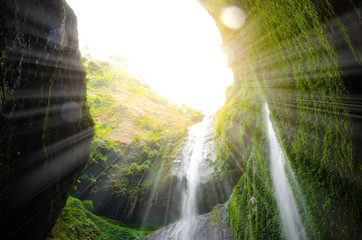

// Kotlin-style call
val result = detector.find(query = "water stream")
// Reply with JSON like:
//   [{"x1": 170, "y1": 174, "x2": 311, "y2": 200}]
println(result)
[
  {"x1": 149, "y1": 106, "x2": 307, "y2": 239},
  {"x1": 265, "y1": 103, "x2": 307, "y2": 240},
  {"x1": 179, "y1": 115, "x2": 213, "y2": 239},
  {"x1": 147, "y1": 116, "x2": 216, "y2": 240}
]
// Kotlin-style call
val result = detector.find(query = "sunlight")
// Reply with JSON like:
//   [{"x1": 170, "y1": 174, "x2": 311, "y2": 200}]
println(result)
[{"x1": 66, "y1": 0, "x2": 233, "y2": 114}]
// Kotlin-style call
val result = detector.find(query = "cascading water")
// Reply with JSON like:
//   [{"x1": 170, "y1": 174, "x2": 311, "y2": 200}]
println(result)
[
  {"x1": 147, "y1": 116, "x2": 216, "y2": 240},
  {"x1": 178, "y1": 115, "x2": 213, "y2": 240},
  {"x1": 265, "y1": 103, "x2": 307, "y2": 240}
]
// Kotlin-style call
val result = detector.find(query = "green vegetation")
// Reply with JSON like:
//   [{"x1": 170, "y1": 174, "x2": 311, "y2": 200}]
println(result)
[
  {"x1": 83, "y1": 55, "x2": 203, "y2": 143},
  {"x1": 48, "y1": 197, "x2": 149, "y2": 240},
  {"x1": 49, "y1": 1, "x2": 361, "y2": 239},
  {"x1": 211, "y1": 204, "x2": 223, "y2": 230},
  {"x1": 213, "y1": 85, "x2": 281, "y2": 239},
  {"x1": 78, "y1": 56, "x2": 203, "y2": 227},
  {"x1": 51, "y1": 54, "x2": 204, "y2": 237},
  {"x1": 203, "y1": 0, "x2": 361, "y2": 239}
]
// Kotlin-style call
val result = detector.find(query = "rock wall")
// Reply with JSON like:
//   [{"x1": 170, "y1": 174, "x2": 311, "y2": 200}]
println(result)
[
  {"x1": 0, "y1": 0, "x2": 93, "y2": 239},
  {"x1": 146, "y1": 204, "x2": 232, "y2": 240},
  {"x1": 202, "y1": 0, "x2": 361, "y2": 239}
]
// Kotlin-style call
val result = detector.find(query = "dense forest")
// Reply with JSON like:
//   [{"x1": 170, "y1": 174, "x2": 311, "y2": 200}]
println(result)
[{"x1": 1, "y1": 0, "x2": 361, "y2": 239}]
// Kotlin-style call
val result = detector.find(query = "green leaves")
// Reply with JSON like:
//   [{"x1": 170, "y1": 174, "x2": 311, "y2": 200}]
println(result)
[
  {"x1": 73, "y1": 55, "x2": 203, "y2": 227},
  {"x1": 126, "y1": 161, "x2": 151, "y2": 177},
  {"x1": 49, "y1": 197, "x2": 149, "y2": 240}
]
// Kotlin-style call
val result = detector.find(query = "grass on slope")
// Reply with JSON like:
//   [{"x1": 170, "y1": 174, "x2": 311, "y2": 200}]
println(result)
[
  {"x1": 48, "y1": 196, "x2": 150, "y2": 240},
  {"x1": 84, "y1": 55, "x2": 203, "y2": 144},
  {"x1": 69, "y1": 56, "x2": 204, "y2": 228}
]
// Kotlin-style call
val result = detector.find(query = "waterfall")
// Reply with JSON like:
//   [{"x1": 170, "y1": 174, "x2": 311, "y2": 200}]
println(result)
[
  {"x1": 178, "y1": 115, "x2": 213, "y2": 239},
  {"x1": 265, "y1": 104, "x2": 307, "y2": 240},
  {"x1": 147, "y1": 116, "x2": 216, "y2": 240}
]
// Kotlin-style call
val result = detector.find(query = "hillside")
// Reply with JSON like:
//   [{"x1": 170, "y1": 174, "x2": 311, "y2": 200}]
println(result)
[
  {"x1": 47, "y1": 55, "x2": 205, "y2": 239},
  {"x1": 84, "y1": 56, "x2": 203, "y2": 144}
]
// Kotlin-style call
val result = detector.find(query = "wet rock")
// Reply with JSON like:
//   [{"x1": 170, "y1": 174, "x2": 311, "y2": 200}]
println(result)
[
  {"x1": 145, "y1": 204, "x2": 232, "y2": 240},
  {"x1": 1, "y1": 0, "x2": 93, "y2": 239}
]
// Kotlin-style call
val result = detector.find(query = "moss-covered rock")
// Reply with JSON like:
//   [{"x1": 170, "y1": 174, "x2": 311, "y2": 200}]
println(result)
[
  {"x1": 1, "y1": 0, "x2": 93, "y2": 238},
  {"x1": 203, "y1": 0, "x2": 362, "y2": 239},
  {"x1": 48, "y1": 197, "x2": 149, "y2": 240}
]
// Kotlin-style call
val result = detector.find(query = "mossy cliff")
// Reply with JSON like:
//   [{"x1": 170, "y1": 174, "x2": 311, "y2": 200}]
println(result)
[
  {"x1": 1, "y1": 0, "x2": 93, "y2": 239},
  {"x1": 202, "y1": 0, "x2": 361, "y2": 239}
]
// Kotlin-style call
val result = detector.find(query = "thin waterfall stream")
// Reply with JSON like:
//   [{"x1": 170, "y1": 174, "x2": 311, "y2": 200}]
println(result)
[{"x1": 265, "y1": 103, "x2": 307, "y2": 240}]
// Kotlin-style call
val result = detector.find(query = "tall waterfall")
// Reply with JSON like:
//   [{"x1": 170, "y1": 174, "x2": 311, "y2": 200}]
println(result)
[
  {"x1": 147, "y1": 116, "x2": 216, "y2": 240},
  {"x1": 178, "y1": 115, "x2": 213, "y2": 239},
  {"x1": 265, "y1": 104, "x2": 307, "y2": 240}
]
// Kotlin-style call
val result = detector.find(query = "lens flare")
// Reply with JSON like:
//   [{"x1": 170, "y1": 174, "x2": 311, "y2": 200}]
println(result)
[
  {"x1": 220, "y1": 6, "x2": 246, "y2": 30},
  {"x1": 61, "y1": 101, "x2": 81, "y2": 123}
]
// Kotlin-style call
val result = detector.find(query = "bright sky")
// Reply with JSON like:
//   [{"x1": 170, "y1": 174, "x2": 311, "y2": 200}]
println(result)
[{"x1": 66, "y1": 0, "x2": 234, "y2": 114}]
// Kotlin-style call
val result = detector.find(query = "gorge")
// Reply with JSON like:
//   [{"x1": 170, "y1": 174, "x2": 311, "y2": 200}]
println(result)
[{"x1": 1, "y1": 0, "x2": 361, "y2": 240}]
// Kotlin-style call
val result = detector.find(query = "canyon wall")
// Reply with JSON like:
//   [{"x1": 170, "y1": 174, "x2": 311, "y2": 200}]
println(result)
[{"x1": 1, "y1": 0, "x2": 93, "y2": 238}]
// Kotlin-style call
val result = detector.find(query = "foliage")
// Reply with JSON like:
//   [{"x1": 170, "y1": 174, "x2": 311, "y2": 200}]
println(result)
[
  {"x1": 70, "y1": 55, "x2": 203, "y2": 229},
  {"x1": 82, "y1": 55, "x2": 203, "y2": 137},
  {"x1": 213, "y1": 85, "x2": 282, "y2": 239},
  {"x1": 48, "y1": 197, "x2": 149, "y2": 240},
  {"x1": 82, "y1": 200, "x2": 94, "y2": 212},
  {"x1": 205, "y1": 0, "x2": 362, "y2": 239},
  {"x1": 100, "y1": 118, "x2": 185, "y2": 226}
]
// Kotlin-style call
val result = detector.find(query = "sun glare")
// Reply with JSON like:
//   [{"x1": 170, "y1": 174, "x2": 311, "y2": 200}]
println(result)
[{"x1": 66, "y1": 0, "x2": 233, "y2": 114}]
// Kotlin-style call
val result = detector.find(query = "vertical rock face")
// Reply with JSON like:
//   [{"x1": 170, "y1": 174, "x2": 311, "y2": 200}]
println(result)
[
  {"x1": 203, "y1": 0, "x2": 361, "y2": 239},
  {"x1": 0, "y1": 0, "x2": 94, "y2": 239}
]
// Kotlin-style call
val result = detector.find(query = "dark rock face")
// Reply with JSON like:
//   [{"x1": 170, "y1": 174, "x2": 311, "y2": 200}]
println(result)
[{"x1": 0, "y1": 0, "x2": 93, "y2": 239}]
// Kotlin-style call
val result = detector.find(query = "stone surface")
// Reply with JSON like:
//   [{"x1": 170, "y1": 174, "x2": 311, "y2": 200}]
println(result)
[
  {"x1": 0, "y1": 0, "x2": 93, "y2": 239},
  {"x1": 145, "y1": 204, "x2": 232, "y2": 240}
]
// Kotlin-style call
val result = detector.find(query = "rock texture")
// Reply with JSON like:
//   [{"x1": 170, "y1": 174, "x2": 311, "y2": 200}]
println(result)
[
  {"x1": 145, "y1": 204, "x2": 232, "y2": 240},
  {"x1": 202, "y1": 0, "x2": 362, "y2": 239},
  {"x1": 0, "y1": 0, "x2": 93, "y2": 239}
]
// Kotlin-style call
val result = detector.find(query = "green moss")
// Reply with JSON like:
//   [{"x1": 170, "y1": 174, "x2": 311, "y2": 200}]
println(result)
[
  {"x1": 48, "y1": 197, "x2": 149, "y2": 240},
  {"x1": 83, "y1": 200, "x2": 94, "y2": 212},
  {"x1": 205, "y1": 0, "x2": 361, "y2": 239},
  {"x1": 211, "y1": 204, "x2": 223, "y2": 230},
  {"x1": 211, "y1": 79, "x2": 282, "y2": 239}
]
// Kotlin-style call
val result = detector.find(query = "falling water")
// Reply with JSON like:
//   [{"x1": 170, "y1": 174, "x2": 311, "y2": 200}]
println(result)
[
  {"x1": 147, "y1": 116, "x2": 215, "y2": 240},
  {"x1": 178, "y1": 115, "x2": 213, "y2": 240},
  {"x1": 265, "y1": 104, "x2": 307, "y2": 240}
]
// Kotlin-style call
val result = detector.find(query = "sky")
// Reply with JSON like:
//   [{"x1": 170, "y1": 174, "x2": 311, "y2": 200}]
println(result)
[{"x1": 66, "y1": 0, "x2": 235, "y2": 114}]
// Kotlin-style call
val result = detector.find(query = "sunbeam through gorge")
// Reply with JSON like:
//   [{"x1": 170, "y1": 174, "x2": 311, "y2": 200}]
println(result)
[{"x1": 67, "y1": 0, "x2": 234, "y2": 114}]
